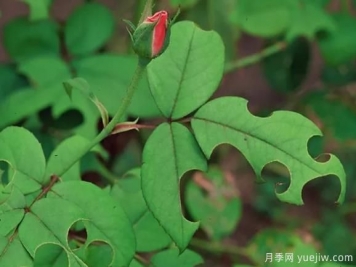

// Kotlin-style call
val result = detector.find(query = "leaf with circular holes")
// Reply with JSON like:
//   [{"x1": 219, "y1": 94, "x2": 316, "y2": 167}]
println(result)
[
  {"x1": 0, "y1": 127, "x2": 46, "y2": 194},
  {"x1": 18, "y1": 198, "x2": 88, "y2": 266},
  {"x1": 49, "y1": 181, "x2": 135, "y2": 267},
  {"x1": 147, "y1": 21, "x2": 224, "y2": 119},
  {"x1": 191, "y1": 97, "x2": 346, "y2": 205},
  {"x1": 142, "y1": 122, "x2": 207, "y2": 251}
]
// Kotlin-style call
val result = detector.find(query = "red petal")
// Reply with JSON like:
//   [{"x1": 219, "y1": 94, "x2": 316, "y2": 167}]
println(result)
[
  {"x1": 145, "y1": 10, "x2": 167, "y2": 23},
  {"x1": 151, "y1": 11, "x2": 168, "y2": 56}
]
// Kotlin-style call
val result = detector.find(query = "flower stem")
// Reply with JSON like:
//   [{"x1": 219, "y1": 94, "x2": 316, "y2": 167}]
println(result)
[
  {"x1": 57, "y1": 61, "x2": 147, "y2": 177},
  {"x1": 224, "y1": 41, "x2": 287, "y2": 73}
]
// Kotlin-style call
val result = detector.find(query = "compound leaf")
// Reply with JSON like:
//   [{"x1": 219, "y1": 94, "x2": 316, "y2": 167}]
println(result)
[{"x1": 191, "y1": 97, "x2": 346, "y2": 204}]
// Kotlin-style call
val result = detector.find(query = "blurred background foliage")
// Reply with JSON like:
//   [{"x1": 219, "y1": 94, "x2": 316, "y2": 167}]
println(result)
[{"x1": 0, "y1": 0, "x2": 356, "y2": 266}]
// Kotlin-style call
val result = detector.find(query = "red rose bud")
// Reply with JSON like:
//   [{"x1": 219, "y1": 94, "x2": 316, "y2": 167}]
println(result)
[{"x1": 132, "y1": 11, "x2": 169, "y2": 59}]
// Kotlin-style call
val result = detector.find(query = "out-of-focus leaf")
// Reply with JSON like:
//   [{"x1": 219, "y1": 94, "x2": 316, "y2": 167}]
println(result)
[
  {"x1": 63, "y1": 78, "x2": 109, "y2": 126},
  {"x1": 185, "y1": 0, "x2": 239, "y2": 59},
  {"x1": 65, "y1": 3, "x2": 115, "y2": 56},
  {"x1": 322, "y1": 60, "x2": 356, "y2": 86},
  {"x1": 22, "y1": 0, "x2": 53, "y2": 21},
  {"x1": 3, "y1": 17, "x2": 59, "y2": 61},
  {"x1": 19, "y1": 56, "x2": 71, "y2": 88},
  {"x1": 319, "y1": 14, "x2": 356, "y2": 66},
  {"x1": 0, "y1": 64, "x2": 28, "y2": 98},
  {"x1": 231, "y1": 0, "x2": 291, "y2": 37},
  {"x1": 169, "y1": 0, "x2": 199, "y2": 8},
  {"x1": 304, "y1": 91, "x2": 356, "y2": 140},
  {"x1": 262, "y1": 38, "x2": 310, "y2": 93},
  {"x1": 286, "y1": 1, "x2": 335, "y2": 41},
  {"x1": 0, "y1": 86, "x2": 63, "y2": 129},
  {"x1": 185, "y1": 167, "x2": 242, "y2": 240}
]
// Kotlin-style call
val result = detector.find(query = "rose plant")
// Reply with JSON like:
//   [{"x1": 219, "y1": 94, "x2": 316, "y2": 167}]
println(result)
[{"x1": 0, "y1": 0, "x2": 351, "y2": 267}]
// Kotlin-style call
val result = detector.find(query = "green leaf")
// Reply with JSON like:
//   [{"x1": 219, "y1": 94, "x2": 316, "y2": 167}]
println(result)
[
  {"x1": 231, "y1": 0, "x2": 291, "y2": 37},
  {"x1": 74, "y1": 54, "x2": 160, "y2": 117},
  {"x1": 111, "y1": 169, "x2": 171, "y2": 252},
  {"x1": 142, "y1": 122, "x2": 207, "y2": 250},
  {"x1": 22, "y1": 0, "x2": 53, "y2": 21},
  {"x1": 322, "y1": 60, "x2": 356, "y2": 86},
  {"x1": 304, "y1": 92, "x2": 356, "y2": 141},
  {"x1": 319, "y1": 14, "x2": 356, "y2": 66},
  {"x1": 82, "y1": 244, "x2": 113, "y2": 267},
  {"x1": 0, "y1": 209, "x2": 24, "y2": 236},
  {"x1": 0, "y1": 127, "x2": 46, "y2": 194},
  {"x1": 262, "y1": 38, "x2": 310, "y2": 93},
  {"x1": 185, "y1": 0, "x2": 240, "y2": 60},
  {"x1": 19, "y1": 56, "x2": 71, "y2": 88},
  {"x1": 58, "y1": 55, "x2": 160, "y2": 138},
  {"x1": 0, "y1": 186, "x2": 26, "y2": 213},
  {"x1": 63, "y1": 78, "x2": 109, "y2": 126},
  {"x1": 0, "y1": 86, "x2": 63, "y2": 129},
  {"x1": 18, "y1": 198, "x2": 87, "y2": 266},
  {"x1": 130, "y1": 259, "x2": 144, "y2": 267},
  {"x1": 286, "y1": 1, "x2": 336, "y2": 41},
  {"x1": 0, "y1": 236, "x2": 33, "y2": 267},
  {"x1": 150, "y1": 249, "x2": 203, "y2": 267},
  {"x1": 252, "y1": 230, "x2": 352, "y2": 267},
  {"x1": 191, "y1": 97, "x2": 346, "y2": 204},
  {"x1": 0, "y1": 64, "x2": 28, "y2": 98},
  {"x1": 3, "y1": 17, "x2": 60, "y2": 61},
  {"x1": 44, "y1": 135, "x2": 91, "y2": 181},
  {"x1": 65, "y1": 3, "x2": 115, "y2": 56},
  {"x1": 53, "y1": 88, "x2": 99, "y2": 138},
  {"x1": 169, "y1": 0, "x2": 199, "y2": 8},
  {"x1": 185, "y1": 166, "x2": 242, "y2": 240},
  {"x1": 49, "y1": 181, "x2": 136, "y2": 267},
  {"x1": 33, "y1": 243, "x2": 69, "y2": 267},
  {"x1": 147, "y1": 21, "x2": 224, "y2": 119}
]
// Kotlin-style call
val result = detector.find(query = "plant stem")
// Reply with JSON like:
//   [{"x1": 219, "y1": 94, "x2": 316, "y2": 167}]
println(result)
[
  {"x1": 224, "y1": 41, "x2": 287, "y2": 73},
  {"x1": 190, "y1": 238, "x2": 254, "y2": 261},
  {"x1": 57, "y1": 62, "x2": 147, "y2": 177}
]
